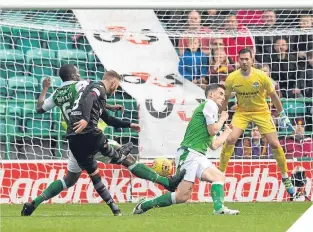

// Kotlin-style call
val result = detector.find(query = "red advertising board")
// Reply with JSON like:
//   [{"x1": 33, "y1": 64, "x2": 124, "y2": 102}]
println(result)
[{"x1": 1, "y1": 161, "x2": 312, "y2": 203}]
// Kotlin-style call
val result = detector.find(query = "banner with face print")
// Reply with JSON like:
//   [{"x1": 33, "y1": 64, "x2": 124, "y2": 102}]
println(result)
[{"x1": 74, "y1": 10, "x2": 213, "y2": 158}]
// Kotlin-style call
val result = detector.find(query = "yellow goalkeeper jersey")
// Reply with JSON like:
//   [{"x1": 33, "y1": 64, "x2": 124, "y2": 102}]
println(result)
[{"x1": 225, "y1": 68, "x2": 275, "y2": 113}]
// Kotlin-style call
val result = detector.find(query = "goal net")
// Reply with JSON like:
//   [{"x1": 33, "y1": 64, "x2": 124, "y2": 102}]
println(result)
[{"x1": 0, "y1": 9, "x2": 312, "y2": 204}]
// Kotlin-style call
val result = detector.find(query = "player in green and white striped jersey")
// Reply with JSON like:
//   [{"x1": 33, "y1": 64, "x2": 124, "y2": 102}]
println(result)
[{"x1": 133, "y1": 83, "x2": 239, "y2": 215}]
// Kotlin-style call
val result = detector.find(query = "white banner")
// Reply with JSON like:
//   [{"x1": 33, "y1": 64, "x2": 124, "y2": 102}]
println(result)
[{"x1": 74, "y1": 10, "x2": 220, "y2": 158}]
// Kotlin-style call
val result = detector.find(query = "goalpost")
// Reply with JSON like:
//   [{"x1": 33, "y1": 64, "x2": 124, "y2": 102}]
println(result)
[{"x1": 0, "y1": 4, "x2": 312, "y2": 205}]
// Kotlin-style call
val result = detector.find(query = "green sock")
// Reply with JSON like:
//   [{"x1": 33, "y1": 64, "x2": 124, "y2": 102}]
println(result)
[
  {"x1": 33, "y1": 180, "x2": 64, "y2": 208},
  {"x1": 211, "y1": 182, "x2": 225, "y2": 211},
  {"x1": 129, "y1": 163, "x2": 169, "y2": 188},
  {"x1": 141, "y1": 192, "x2": 174, "y2": 211}
]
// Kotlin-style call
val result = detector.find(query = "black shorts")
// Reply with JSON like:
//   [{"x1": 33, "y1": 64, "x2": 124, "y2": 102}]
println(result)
[{"x1": 67, "y1": 132, "x2": 108, "y2": 174}]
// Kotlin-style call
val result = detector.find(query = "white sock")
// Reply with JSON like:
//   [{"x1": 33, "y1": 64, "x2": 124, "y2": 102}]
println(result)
[
  {"x1": 171, "y1": 192, "x2": 177, "y2": 204},
  {"x1": 282, "y1": 173, "x2": 288, "y2": 179},
  {"x1": 127, "y1": 162, "x2": 138, "y2": 171}
]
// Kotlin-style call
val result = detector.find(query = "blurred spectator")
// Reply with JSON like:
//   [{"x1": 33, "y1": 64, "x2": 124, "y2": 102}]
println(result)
[
  {"x1": 211, "y1": 38, "x2": 225, "y2": 51},
  {"x1": 236, "y1": 10, "x2": 264, "y2": 27},
  {"x1": 178, "y1": 38, "x2": 208, "y2": 83},
  {"x1": 178, "y1": 10, "x2": 212, "y2": 56},
  {"x1": 255, "y1": 10, "x2": 277, "y2": 63},
  {"x1": 298, "y1": 51, "x2": 313, "y2": 131},
  {"x1": 261, "y1": 64, "x2": 282, "y2": 97},
  {"x1": 235, "y1": 126, "x2": 273, "y2": 159},
  {"x1": 297, "y1": 51, "x2": 313, "y2": 99},
  {"x1": 267, "y1": 37, "x2": 298, "y2": 98},
  {"x1": 207, "y1": 48, "x2": 235, "y2": 84},
  {"x1": 290, "y1": 15, "x2": 313, "y2": 61},
  {"x1": 221, "y1": 14, "x2": 255, "y2": 63},
  {"x1": 201, "y1": 10, "x2": 232, "y2": 30},
  {"x1": 280, "y1": 120, "x2": 313, "y2": 159}
]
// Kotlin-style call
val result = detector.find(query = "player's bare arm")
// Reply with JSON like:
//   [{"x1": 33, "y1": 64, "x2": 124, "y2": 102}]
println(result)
[
  {"x1": 210, "y1": 124, "x2": 232, "y2": 150},
  {"x1": 269, "y1": 90, "x2": 284, "y2": 113},
  {"x1": 36, "y1": 77, "x2": 51, "y2": 113},
  {"x1": 207, "y1": 111, "x2": 229, "y2": 136}
]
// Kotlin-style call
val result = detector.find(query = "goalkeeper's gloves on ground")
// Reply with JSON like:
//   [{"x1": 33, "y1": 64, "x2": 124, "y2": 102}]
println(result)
[{"x1": 279, "y1": 111, "x2": 295, "y2": 132}]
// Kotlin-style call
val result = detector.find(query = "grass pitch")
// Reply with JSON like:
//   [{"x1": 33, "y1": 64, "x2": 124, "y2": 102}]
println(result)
[{"x1": 1, "y1": 202, "x2": 310, "y2": 232}]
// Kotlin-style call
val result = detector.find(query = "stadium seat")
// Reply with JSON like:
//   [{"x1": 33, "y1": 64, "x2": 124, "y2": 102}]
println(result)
[
  {"x1": 283, "y1": 101, "x2": 306, "y2": 116},
  {"x1": 14, "y1": 27, "x2": 43, "y2": 53},
  {"x1": 24, "y1": 103, "x2": 53, "y2": 135},
  {"x1": 80, "y1": 75, "x2": 99, "y2": 81},
  {"x1": 75, "y1": 35, "x2": 92, "y2": 52},
  {"x1": 57, "y1": 49, "x2": 88, "y2": 76},
  {"x1": 6, "y1": 103, "x2": 23, "y2": 134},
  {"x1": 8, "y1": 76, "x2": 38, "y2": 100},
  {"x1": 44, "y1": 22, "x2": 76, "y2": 50},
  {"x1": 0, "y1": 104, "x2": 6, "y2": 137},
  {"x1": 26, "y1": 48, "x2": 56, "y2": 80},
  {"x1": 0, "y1": 78, "x2": 7, "y2": 97},
  {"x1": 40, "y1": 76, "x2": 62, "y2": 95},
  {"x1": 0, "y1": 25, "x2": 14, "y2": 49},
  {"x1": 88, "y1": 52, "x2": 106, "y2": 78},
  {"x1": 0, "y1": 49, "x2": 25, "y2": 79}
]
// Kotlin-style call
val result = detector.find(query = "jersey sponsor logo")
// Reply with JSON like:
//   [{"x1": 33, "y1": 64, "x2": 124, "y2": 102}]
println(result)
[
  {"x1": 71, "y1": 111, "x2": 82, "y2": 116},
  {"x1": 253, "y1": 81, "x2": 260, "y2": 88}
]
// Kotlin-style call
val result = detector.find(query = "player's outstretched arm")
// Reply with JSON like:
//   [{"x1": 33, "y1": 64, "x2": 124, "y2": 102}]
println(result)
[
  {"x1": 207, "y1": 111, "x2": 229, "y2": 136},
  {"x1": 36, "y1": 77, "x2": 53, "y2": 113},
  {"x1": 210, "y1": 124, "x2": 232, "y2": 150},
  {"x1": 105, "y1": 104, "x2": 124, "y2": 112},
  {"x1": 269, "y1": 91, "x2": 294, "y2": 131}
]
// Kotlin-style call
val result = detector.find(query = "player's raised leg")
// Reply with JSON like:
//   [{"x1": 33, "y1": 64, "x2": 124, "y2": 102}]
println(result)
[
  {"x1": 263, "y1": 131, "x2": 295, "y2": 196},
  {"x1": 101, "y1": 142, "x2": 186, "y2": 192},
  {"x1": 219, "y1": 125, "x2": 244, "y2": 173}
]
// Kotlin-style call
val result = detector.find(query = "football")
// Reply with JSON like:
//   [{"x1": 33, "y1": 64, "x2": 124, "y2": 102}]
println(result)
[{"x1": 152, "y1": 157, "x2": 173, "y2": 177}]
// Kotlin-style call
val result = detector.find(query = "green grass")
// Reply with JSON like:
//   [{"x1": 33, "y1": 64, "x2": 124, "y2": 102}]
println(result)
[{"x1": 1, "y1": 202, "x2": 310, "y2": 232}]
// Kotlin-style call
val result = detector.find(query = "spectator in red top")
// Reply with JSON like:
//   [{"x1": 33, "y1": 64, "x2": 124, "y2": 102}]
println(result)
[
  {"x1": 280, "y1": 120, "x2": 313, "y2": 159},
  {"x1": 221, "y1": 14, "x2": 255, "y2": 63},
  {"x1": 178, "y1": 10, "x2": 212, "y2": 56},
  {"x1": 236, "y1": 10, "x2": 264, "y2": 27}
]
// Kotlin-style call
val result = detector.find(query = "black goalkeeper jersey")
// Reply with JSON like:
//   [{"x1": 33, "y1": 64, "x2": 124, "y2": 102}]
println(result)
[{"x1": 67, "y1": 81, "x2": 107, "y2": 135}]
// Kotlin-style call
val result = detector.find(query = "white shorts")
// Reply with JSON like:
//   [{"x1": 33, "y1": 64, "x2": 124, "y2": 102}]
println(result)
[
  {"x1": 67, "y1": 139, "x2": 119, "y2": 173},
  {"x1": 175, "y1": 148, "x2": 213, "y2": 183}
]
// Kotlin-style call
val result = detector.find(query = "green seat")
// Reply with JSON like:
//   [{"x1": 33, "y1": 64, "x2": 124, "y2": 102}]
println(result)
[
  {"x1": 24, "y1": 103, "x2": 53, "y2": 136},
  {"x1": 88, "y1": 52, "x2": 105, "y2": 78},
  {"x1": 8, "y1": 76, "x2": 38, "y2": 100},
  {"x1": 14, "y1": 28, "x2": 43, "y2": 53},
  {"x1": 283, "y1": 101, "x2": 306, "y2": 115},
  {"x1": 6, "y1": 103, "x2": 23, "y2": 134},
  {"x1": 26, "y1": 48, "x2": 56, "y2": 80},
  {"x1": 76, "y1": 35, "x2": 92, "y2": 52},
  {"x1": 0, "y1": 104, "x2": 6, "y2": 137},
  {"x1": 44, "y1": 23, "x2": 75, "y2": 50},
  {"x1": 40, "y1": 76, "x2": 62, "y2": 95},
  {"x1": 0, "y1": 49, "x2": 25, "y2": 79},
  {"x1": 57, "y1": 49, "x2": 88, "y2": 76},
  {"x1": 0, "y1": 78, "x2": 7, "y2": 96},
  {"x1": 0, "y1": 25, "x2": 14, "y2": 49}
]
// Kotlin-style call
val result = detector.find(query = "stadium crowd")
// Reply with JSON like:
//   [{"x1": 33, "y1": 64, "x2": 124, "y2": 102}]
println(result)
[{"x1": 157, "y1": 9, "x2": 313, "y2": 159}]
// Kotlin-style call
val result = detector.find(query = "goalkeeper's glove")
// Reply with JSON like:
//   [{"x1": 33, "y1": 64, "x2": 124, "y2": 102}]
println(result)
[{"x1": 279, "y1": 111, "x2": 295, "y2": 132}]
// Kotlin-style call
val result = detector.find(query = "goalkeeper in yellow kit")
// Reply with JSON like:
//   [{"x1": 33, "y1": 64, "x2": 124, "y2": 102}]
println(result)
[{"x1": 219, "y1": 48, "x2": 296, "y2": 198}]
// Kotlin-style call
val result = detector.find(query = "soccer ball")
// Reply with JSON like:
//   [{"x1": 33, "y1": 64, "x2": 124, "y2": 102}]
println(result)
[{"x1": 152, "y1": 157, "x2": 173, "y2": 177}]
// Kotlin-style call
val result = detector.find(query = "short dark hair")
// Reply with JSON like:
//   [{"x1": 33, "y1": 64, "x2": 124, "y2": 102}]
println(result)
[
  {"x1": 238, "y1": 48, "x2": 253, "y2": 58},
  {"x1": 59, "y1": 64, "x2": 77, "y2": 82},
  {"x1": 103, "y1": 70, "x2": 121, "y2": 80},
  {"x1": 205, "y1": 83, "x2": 225, "y2": 97}
]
